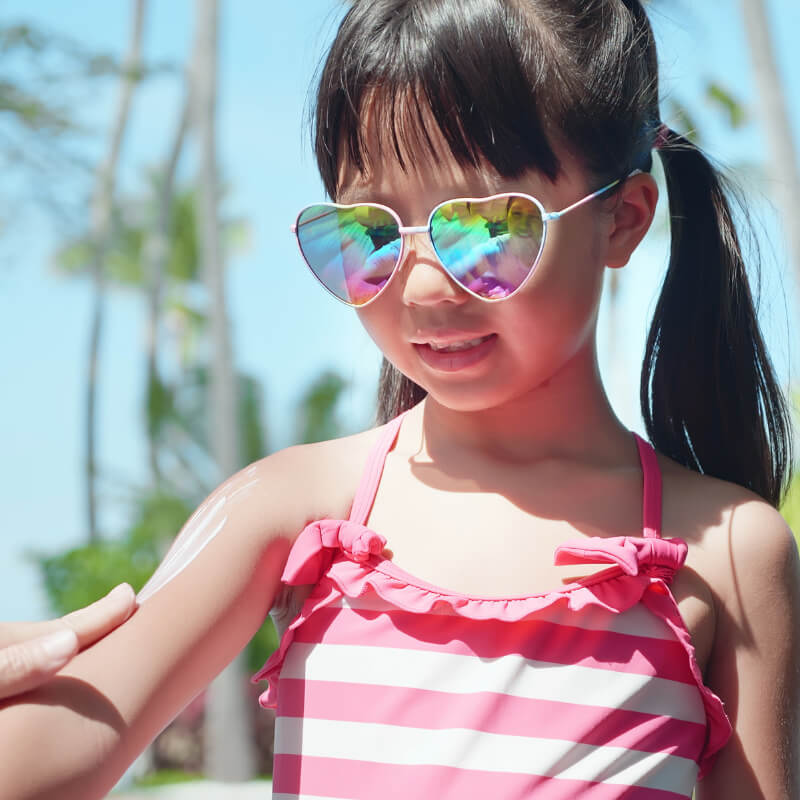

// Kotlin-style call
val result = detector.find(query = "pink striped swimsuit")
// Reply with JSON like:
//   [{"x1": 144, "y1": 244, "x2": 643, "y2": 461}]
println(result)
[{"x1": 254, "y1": 413, "x2": 732, "y2": 799}]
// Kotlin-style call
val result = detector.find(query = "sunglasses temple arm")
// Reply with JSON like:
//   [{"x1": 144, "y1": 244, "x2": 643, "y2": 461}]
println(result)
[
  {"x1": 544, "y1": 179, "x2": 622, "y2": 221},
  {"x1": 544, "y1": 169, "x2": 643, "y2": 221}
]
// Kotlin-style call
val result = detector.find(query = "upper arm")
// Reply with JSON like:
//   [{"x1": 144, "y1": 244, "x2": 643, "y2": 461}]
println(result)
[
  {"x1": 0, "y1": 445, "x2": 318, "y2": 800},
  {"x1": 697, "y1": 499, "x2": 800, "y2": 799}
]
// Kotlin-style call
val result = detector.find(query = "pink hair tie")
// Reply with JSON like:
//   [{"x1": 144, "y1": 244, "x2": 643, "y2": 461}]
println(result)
[{"x1": 653, "y1": 123, "x2": 670, "y2": 150}]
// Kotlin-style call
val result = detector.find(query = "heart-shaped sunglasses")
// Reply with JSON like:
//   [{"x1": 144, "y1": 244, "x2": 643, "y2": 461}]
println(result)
[{"x1": 292, "y1": 176, "x2": 631, "y2": 307}]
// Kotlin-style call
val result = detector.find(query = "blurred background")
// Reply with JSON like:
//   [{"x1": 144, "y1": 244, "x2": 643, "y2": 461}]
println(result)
[{"x1": 0, "y1": 0, "x2": 798, "y2": 792}]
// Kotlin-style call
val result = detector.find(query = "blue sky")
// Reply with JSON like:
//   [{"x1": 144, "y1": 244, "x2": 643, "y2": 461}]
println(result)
[{"x1": 2, "y1": 0, "x2": 799, "y2": 620}]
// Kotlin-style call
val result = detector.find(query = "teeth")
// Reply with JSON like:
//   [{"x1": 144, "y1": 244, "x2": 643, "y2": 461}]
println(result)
[{"x1": 429, "y1": 336, "x2": 488, "y2": 352}]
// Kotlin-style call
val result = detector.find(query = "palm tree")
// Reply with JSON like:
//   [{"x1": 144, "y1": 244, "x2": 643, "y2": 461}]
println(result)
[
  {"x1": 142, "y1": 82, "x2": 192, "y2": 485},
  {"x1": 193, "y1": 0, "x2": 258, "y2": 780},
  {"x1": 85, "y1": 0, "x2": 146, "y2": 542},
  {"x1": 739, "y1": 0, "x2": 800, "y2": 291}
]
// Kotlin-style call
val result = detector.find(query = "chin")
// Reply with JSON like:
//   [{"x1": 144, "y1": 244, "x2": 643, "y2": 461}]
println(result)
[{"x1": 416, "y1": 378, "x2": 520, "y2": 414}]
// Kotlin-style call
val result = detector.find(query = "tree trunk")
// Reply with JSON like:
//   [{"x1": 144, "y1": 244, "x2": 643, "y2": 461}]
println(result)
[
  {"x1": 143, "y1": 85, "x2": 192, "y2": 486},
  {"x1": 86, "y1": 0, "x2": 146, "y2": 542},
  {"x1": 739, "y1": 0, "x2": 800, "y2": 294},
  {"x1": 194, "y1": 0, "x2": 258, "y2": 780}
]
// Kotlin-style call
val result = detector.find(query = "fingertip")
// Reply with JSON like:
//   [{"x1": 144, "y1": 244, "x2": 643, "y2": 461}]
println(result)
[{"x1": 107, "y1": 582, "x2": 136, "y2": 603}]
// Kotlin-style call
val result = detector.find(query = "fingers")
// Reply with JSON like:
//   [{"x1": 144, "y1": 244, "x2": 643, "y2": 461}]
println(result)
[
  {"x1": 0, "y1": 584, "x2": 137, "y2": 651},
  {"x1": 60, "y1": 583, "x2": 137, "y2": 649},
  {"x1": 0, "y1": 628, "x2": 78, "y2": 700},
  {"x1": 0, "y1": 584, "x2": 137, "y2": 700}
]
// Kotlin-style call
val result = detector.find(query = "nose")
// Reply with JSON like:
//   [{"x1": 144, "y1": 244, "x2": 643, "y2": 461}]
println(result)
[{"x1": 399, "y1": 231, "x2": 469, "y2": 307}]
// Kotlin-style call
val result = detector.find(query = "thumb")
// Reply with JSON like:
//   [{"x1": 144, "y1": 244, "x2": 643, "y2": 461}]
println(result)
[{"x1": 0, "y1": 628, "x2": 78, "y2": 701}]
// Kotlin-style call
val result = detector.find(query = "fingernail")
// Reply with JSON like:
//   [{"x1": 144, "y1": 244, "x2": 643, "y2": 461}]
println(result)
[
  {"x1": 106, "y1": 583, "x2": 134, "y2": 602},
  {"x1": 40, "y1": 629, "x2": 78, "y2": 667}
]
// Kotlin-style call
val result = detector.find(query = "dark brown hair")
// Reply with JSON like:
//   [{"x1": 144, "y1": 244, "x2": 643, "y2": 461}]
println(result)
[{"x1": 311, "y1": 0, "x2": 793, "y2": 507}]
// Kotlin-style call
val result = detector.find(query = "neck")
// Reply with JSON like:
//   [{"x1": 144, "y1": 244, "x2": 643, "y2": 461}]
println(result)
[{"x1": 412, "y1": 337, "x2": 636, "y2": 470}]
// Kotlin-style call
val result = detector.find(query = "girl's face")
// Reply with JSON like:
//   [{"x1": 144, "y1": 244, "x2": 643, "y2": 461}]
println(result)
[{"x1": 338, "y1": 142, "x2": 615, "y2": 414}]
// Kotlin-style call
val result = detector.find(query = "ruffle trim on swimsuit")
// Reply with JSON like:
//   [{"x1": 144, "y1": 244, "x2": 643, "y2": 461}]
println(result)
[{"x1": 252, "y1": 517, "x2": 732, "y2": 777}]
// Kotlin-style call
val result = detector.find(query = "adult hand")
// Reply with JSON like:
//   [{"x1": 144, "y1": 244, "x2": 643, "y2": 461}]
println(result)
[{"x1": 0, "y1": 583, "x2": 136, "y2": 700}]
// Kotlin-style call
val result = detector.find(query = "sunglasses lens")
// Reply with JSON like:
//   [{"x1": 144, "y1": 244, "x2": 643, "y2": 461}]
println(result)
[
  {"x1": 296, "y1": 204, "x2": 401, "y2": 306},
  {"x1": 431, "y1": 195, "x2": 544, "y2": 299}
]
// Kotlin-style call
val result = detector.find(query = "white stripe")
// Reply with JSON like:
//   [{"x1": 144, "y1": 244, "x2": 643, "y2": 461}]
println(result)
[
  {"x1": 281, "y1": 642, "x2": 706, "y2": 724},
  {"x1": 334, "y1": 593, "x2": 676, "y2": 640},
  {"x1": 274, "y1": 717, "x2": 699, "y2": 795}
]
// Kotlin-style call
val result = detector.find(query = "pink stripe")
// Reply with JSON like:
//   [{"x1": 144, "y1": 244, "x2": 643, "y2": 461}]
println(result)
[
  {"x1": 293, "y1": 604, "x2": 695, "y2": 684},
  {"x1": 277, "y1": 679, "x2": 705, "y2": 760},
  {"x1": 272, "y1": 754, "x2": 691, "y2": 800}
]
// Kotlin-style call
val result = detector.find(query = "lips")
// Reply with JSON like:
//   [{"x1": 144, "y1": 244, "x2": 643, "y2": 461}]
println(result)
[{"x1": 413, "y1": 333, "x2": 498, "y2": 372}]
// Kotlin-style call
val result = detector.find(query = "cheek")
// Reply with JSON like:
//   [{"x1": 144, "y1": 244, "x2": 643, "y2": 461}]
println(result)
[
  {"x1": 499, "y1": 226, "x2": 606, "y2": 353},
  {"x1": 355, "y1": 300, "x2": 405, "y2": 364},
  {"x1": 530, "y1": 217, "x2": 606, "y2": 307}
]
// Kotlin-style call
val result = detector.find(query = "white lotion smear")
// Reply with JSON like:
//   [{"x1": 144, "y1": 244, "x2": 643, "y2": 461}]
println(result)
[{"x1": 136, "y1": 466, "x2": 262, "y2": 604}]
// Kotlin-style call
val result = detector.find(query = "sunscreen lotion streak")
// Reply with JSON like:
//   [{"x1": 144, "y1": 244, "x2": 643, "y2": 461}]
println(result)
[{"x1": 136, "y1": 467, "x2": 261, "y2": 603}]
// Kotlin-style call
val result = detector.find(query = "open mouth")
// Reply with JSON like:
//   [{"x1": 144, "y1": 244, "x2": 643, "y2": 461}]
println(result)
[{"x1": 414, "y1": 333, "x2": 498, "y2": 371}]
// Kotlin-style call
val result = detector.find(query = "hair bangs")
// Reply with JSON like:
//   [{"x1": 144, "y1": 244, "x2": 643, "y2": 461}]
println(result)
[{"x1": 314, "y1": 0, "x2": 563, "y2": 198}]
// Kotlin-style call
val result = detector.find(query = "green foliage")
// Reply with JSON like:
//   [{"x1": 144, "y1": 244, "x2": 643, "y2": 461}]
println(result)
[
  {"x1": 295, "y1": 370, "x2": 348, "y2": 444},
  {"x1": 782, "y1": 475, "x2": 800, "y2": 542},
  {"x1": 133, "y1": 770, "x2": 204, "y2": 787},
  {"x1": 246, "y1": 617, "x2": 280, "y2": 674},
  {"x1": 54, "y1": 188, "x2": 201, "y2": 286},
  {"x1": 705, "y1": 82, "x2": 748, "y2": 130},
  {"x1": 147, "y1": 365, "x2": 268, "y2": 477},
  {"x1": 0, "y1": 79, "x2": 73, "y2": 133},
  {"x1": 35, "y1": 491, "x2": 193, "y2": 616},
  {"x1": 781, "y1": 393, "x2": 800, "y2": 544},
  {"x1": 53, "y1": 183, "x2": 248, "y2": 286},
  {"x1": 133, "y1": 771, "x2": 273, "y2": 787},
  {"x1": 38, "y1": 541, "x2": 155, "y2": 616},
  {"x1": 239, "y1": 374, "x2": 267, "y2": 465}
]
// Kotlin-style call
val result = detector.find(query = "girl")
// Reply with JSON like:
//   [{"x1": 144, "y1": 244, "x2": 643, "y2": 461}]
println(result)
[{"x1": 2, "y1": 1, "x2": 798, "y2": 798}]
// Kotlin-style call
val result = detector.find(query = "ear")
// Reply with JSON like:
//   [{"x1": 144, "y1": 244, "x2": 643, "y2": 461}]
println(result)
[{"x1": 604, "y1": 172, "x2": 659, "y2": 268}]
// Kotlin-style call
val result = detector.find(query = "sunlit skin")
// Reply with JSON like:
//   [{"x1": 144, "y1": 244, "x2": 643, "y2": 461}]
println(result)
[
  {"x1": 136, "y1": 464, "x2": 262, "y2": 604},
  {"x1": 339, "y1": 146, "x2": 657, "y2": 461},
  {"x1": 334, "y1": 131, "x2": 713, "y2": 610},
  {"x1": 334, "y1": 127, "x2": 715, "y2": 664}
]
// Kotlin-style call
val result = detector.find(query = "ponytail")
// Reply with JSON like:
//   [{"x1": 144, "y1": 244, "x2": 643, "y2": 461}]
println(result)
[
  {"x1": 642, "y1": 127, "x2": 793, "y2": 507},
  {"x1": 375, "y1": 129, "x2": 794, "y2": 508}
]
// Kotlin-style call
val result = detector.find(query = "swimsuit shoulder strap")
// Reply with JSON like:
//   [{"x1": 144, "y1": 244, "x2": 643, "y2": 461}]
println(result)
[
  {"x1": 348, "y1": 412, "x2": 406, "y2": 525},
  {"x1": 633, "y1": 433, "x2": 663, "y2": 539}
]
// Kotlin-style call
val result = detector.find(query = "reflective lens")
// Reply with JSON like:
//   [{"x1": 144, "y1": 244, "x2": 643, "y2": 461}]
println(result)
[
  {"x1": 295, "y1": 203, "x2": 402, "y2": 306},
  {"x1": 294, "y1": 193, "x2": 546, "y2": 306},
  {"x1": 430, "y1": 194, "x2": 544, "y2": 300}
]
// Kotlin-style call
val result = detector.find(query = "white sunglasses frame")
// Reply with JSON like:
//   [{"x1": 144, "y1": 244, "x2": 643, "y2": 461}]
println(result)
[{"x1": 291, "y1": 172, "x2": 639, "y2": 307}]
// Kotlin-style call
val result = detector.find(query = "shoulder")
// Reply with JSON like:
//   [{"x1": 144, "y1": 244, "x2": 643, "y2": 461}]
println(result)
[
  {"x1": 242, "y1": 422, "x2": 387, "y2": 542},
  {"x1": 660, "y1": 461, "x2": 800, "y2": 796},
  {"x1": 659, "y1": 456, "x2": 798, "y2": 604}
]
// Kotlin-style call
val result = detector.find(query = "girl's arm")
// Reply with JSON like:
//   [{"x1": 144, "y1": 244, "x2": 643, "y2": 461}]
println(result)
[
  {"x1": 697, "y1": 499, "x2": 800, "y2": 799},
  {"x1": 0, "y1": 444, "x2": 323, "y2": 800}
]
